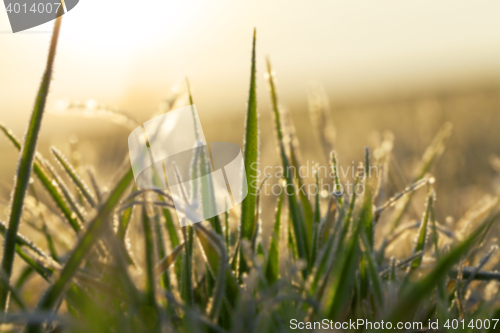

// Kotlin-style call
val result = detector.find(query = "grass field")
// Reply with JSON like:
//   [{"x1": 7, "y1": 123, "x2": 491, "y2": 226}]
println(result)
[{"x1": 1, "y1": 17, "x2": 500, "y2": 333}]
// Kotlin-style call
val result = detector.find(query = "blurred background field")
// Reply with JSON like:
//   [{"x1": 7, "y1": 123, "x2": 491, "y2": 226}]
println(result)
[
  {"x1": 1, "y1": 4, "x2": 500, "y2": 329},
  {"x1": 1, "y1": 0, "x2": 500, "y2": 271}
]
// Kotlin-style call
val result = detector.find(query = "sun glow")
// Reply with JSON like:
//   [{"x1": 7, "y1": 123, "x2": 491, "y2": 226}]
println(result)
[{"x1": 59, "y1": 0, "x2": 196, "y2": 56}]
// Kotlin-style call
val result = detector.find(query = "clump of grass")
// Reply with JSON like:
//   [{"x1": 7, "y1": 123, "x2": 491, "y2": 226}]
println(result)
[{"x1": 1, "y1": 23, "x2": 500, "y2": 333}]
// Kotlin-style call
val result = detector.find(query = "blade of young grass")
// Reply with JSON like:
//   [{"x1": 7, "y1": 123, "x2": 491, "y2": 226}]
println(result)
[
  {"x1": 287, "y1": 117, "x2": 314, "y2": 244},
  {"x1": 341, "y1": 168, "x2": 361, "y2": 241},
  {"x1": 44, "y1": 160, "x2": 86, "y2": 223},
  {"x1": 140, "y1": 205, "x2": 159, "y2": 330},
  {"x1": 330, "y1": 151, "x2": 343, "y2": 207},
  {"x1": 13, "y1": 246, "x2": 53, "y2": 282},
  {"x1": 266, "y1": 58, "x2": 309, "y2": 265},
  {"x1": 24, "y1": 166, "x2": 134, "y2": 333},
  {"x1": 323, "y1": 216, "x2": 362, "y2": 319},
  {"x1": 162, "y1": 206, "x2": 182, "y2": 287},
  {"x1": 15, "y1": 266, "x2": 34, "y2": 290},
  {"x1": 358, "y1": 151, "x2": 374, "y2": 303},
  {"x1": 0, "y1": 221, "x2": 51, "y2": 260},
  {"x1": 51, "y1": 147, "x2": 96, "y2": 207},
  {"x1": 265, "y1": 186, "x2": 283, "y2": 284},
  {"x1": 360, "y1": 233, "x2": 384, "y2": 308},
  {"x1": 185, "y1": 79, "x2": 223, "y2": 236},
  {"x1": 117, "y1": 204, "x2": 133, "y2": 241},
  {"x1": 239, "y1": 29, "x2": 259, "y2": 275},
  {"x1": 155, "y1": 242, "x2": 185, "y2": 275},
  {"x1": 309, "y1": 169, "x2": 321, "y2": 272},
  {"x1": 0, "y1": 271, "x2": 27, "y2": 311},
  {"x1": 251, "y1": 176, "x2": 270, "y2": 253},
  {"x1": 86, "y1": 167, "x2": 102, "y2": 205},
  {"x1": 30, "y1": 185, "x2": 58, "y2": 261},
  {"x1": 0, "y1": 16, "x2": 63, "y2": 312},
  {"x1": 410, "y1": 190, "x2": 434, "y2": 270},
  {"x1": 309, "y1": 221, "x2": 338, "y2": 297},
  {"x1": 195, "y1": 224, "x2": 239, "y2": 310},
  {"x1": 386, "y1": 215, "x2": 493, "y2": 323},
  {"x1": 224, "y1": 210, "x2": 229, "y2": 250},
  {"x1": 180, "y1": 226, "x2": 194, "y2": 306},
  {"x1": 360, "y1": 149, "x2": 374, "y2": 250},
  {"x1": 153, "y1": 208, "x2": 170, "y2": 292},
  {"x1": 194, "y1": 224, "x2": 227, "y2": 320},
  {"x1": 0, "y1": 124, "x2": 81, "y2": 233}
]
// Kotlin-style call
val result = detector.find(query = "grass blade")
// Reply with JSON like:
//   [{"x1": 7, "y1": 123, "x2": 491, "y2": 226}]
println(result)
[
  {"x1": 156, "y1": 242, "x2": 185, "y2": 275},
  {"x1": 25, "y1": 166, "x2": 134, "y2": 333},
  {"x1": 266, "y1": 58, "x2": 309, "y2": 265},
  {"x1": 239, "y1": 29, "x2": 259, "y2": 275},
  {"x1": 410, "y1": 189, "x2": 434, "y2": 270},
  {"x1": 0, "y1": 124, "x2": 81, "y2": 232},
  {"x1": 0, "y1": 221, "x2": 51, "y2": 260},
  {"x1": 180, "y1": 226, "x2": 194, "y2": 306},
  {"x1": 0, "y1": 15, "x2": 63, "y2": 312},
  {"x1": 265, "y1": 186, "x2": 283, "y2": 284},
  {"x1": 140, "y1": 205, "x2": 159, "y2": 329},
  {"x1": 387, "y1": 212, "x2": 495, "y2": 322},
  {"x1": 194, "y1": 224, "x2": 227, "y2": 319},
  {"x1": 153, "y1": 208, "x2": 170, "y2": 291},
  {"x1": 51, "y1": 147, "x2": 96, "y2": 207}
]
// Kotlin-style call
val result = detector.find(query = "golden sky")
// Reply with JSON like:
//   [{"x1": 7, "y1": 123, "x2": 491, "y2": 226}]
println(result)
[{"x1": 2, "y1": 0, "x2": 500, "y2": 131}]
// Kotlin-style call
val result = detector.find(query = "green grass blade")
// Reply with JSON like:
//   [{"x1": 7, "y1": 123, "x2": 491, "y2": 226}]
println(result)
[
  {"x1": 360, "y1": 233, "x2": 383, "y2": 308},
  {"x1": 44, "y1": 160, "x2": 86, "y2": 223},
  {"x1": 309, "y1": 227, "x2": 337, "y2": 296},
  {"x1": 194, "y1": 224, "x2": 239, "y2": 310},
  {"x1": 265, "y1": 187, "x2": 283, "y2": 284},
  {"x1": 14, "y1": 246, "x2": 53, "y2": 282},
  {"x1": 0, "y1": 271, "x2": 27, "y2": 311},
  {"x1": 239, "y1": 29, "x2": 259, "y2": 275},
  {"x1": 361, "y1": 148, "x2": 374, "y2": 250},
  {"x1": 155, "y1": 242, "x2": 185, "y2": 275},
  {"x1": 342, "y1": 170, "x2": 361, "y2": 240},
  {"x1": 117, "y1": 204, "x2": 134, "y2": 241},
  {"x1": 0, "y1": 16, "x2": 63, "y2": 312},
  {"x1": 0, "y1": 221, "x2": 51, "y2": 260},
  {"x1": 153, "y1": 208, "x2": 170, "y2": 292},
  {"x1": 224, "y1": 210, "x2": 229, "y2": 250},
  {"x1": 31, "y1": 185, "x2": 59, "y2": 261},
  {"x1": 0, "y1": 124, "x2": 81, "y2": 233},
  {"x1": 289, "y1": 135, "x2": 314, "y2": 244},
  {"x1": 163, "y1": 208, "x2": 180, "y2": 248},
  {"x1": 194, "y1": 224, "x2": 227, "y2": 319},
  {"x1": 266, "y1": 58, "x2": 309, "y2": 265},
  {"x1": 330, "y1": 151, "x2": 343, "y2": 206},
  {"x1": 387, "y1": 214, "x2": 494, "y2": 322},
  {"x1": 141, "y1": 205, "x2": 158, "y2": 323},
  {"x1": 24, "y1": 166, "x2": 134, "y2": 333},
  {"x1": 309, "y1": 169, "x2": 321, "y2": 271},
  {"x1": 162, "y1": 206, "x2": 182, "y2": 287},
  {"x1": 410, "y1": 190, "x2": 434, "y2": 270},
  {"x1": 51, "y1": 147, "x2": 96, "y2": 207},
  {"x1": 323, "y1": 218, "x2": 362, "y2": 319},
  {"x1": 180, "y1": 226, "x2": 194, "y2": 306},
  {"x1": 15, "y1": 266, "x2": 34, "y2": 290}
]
